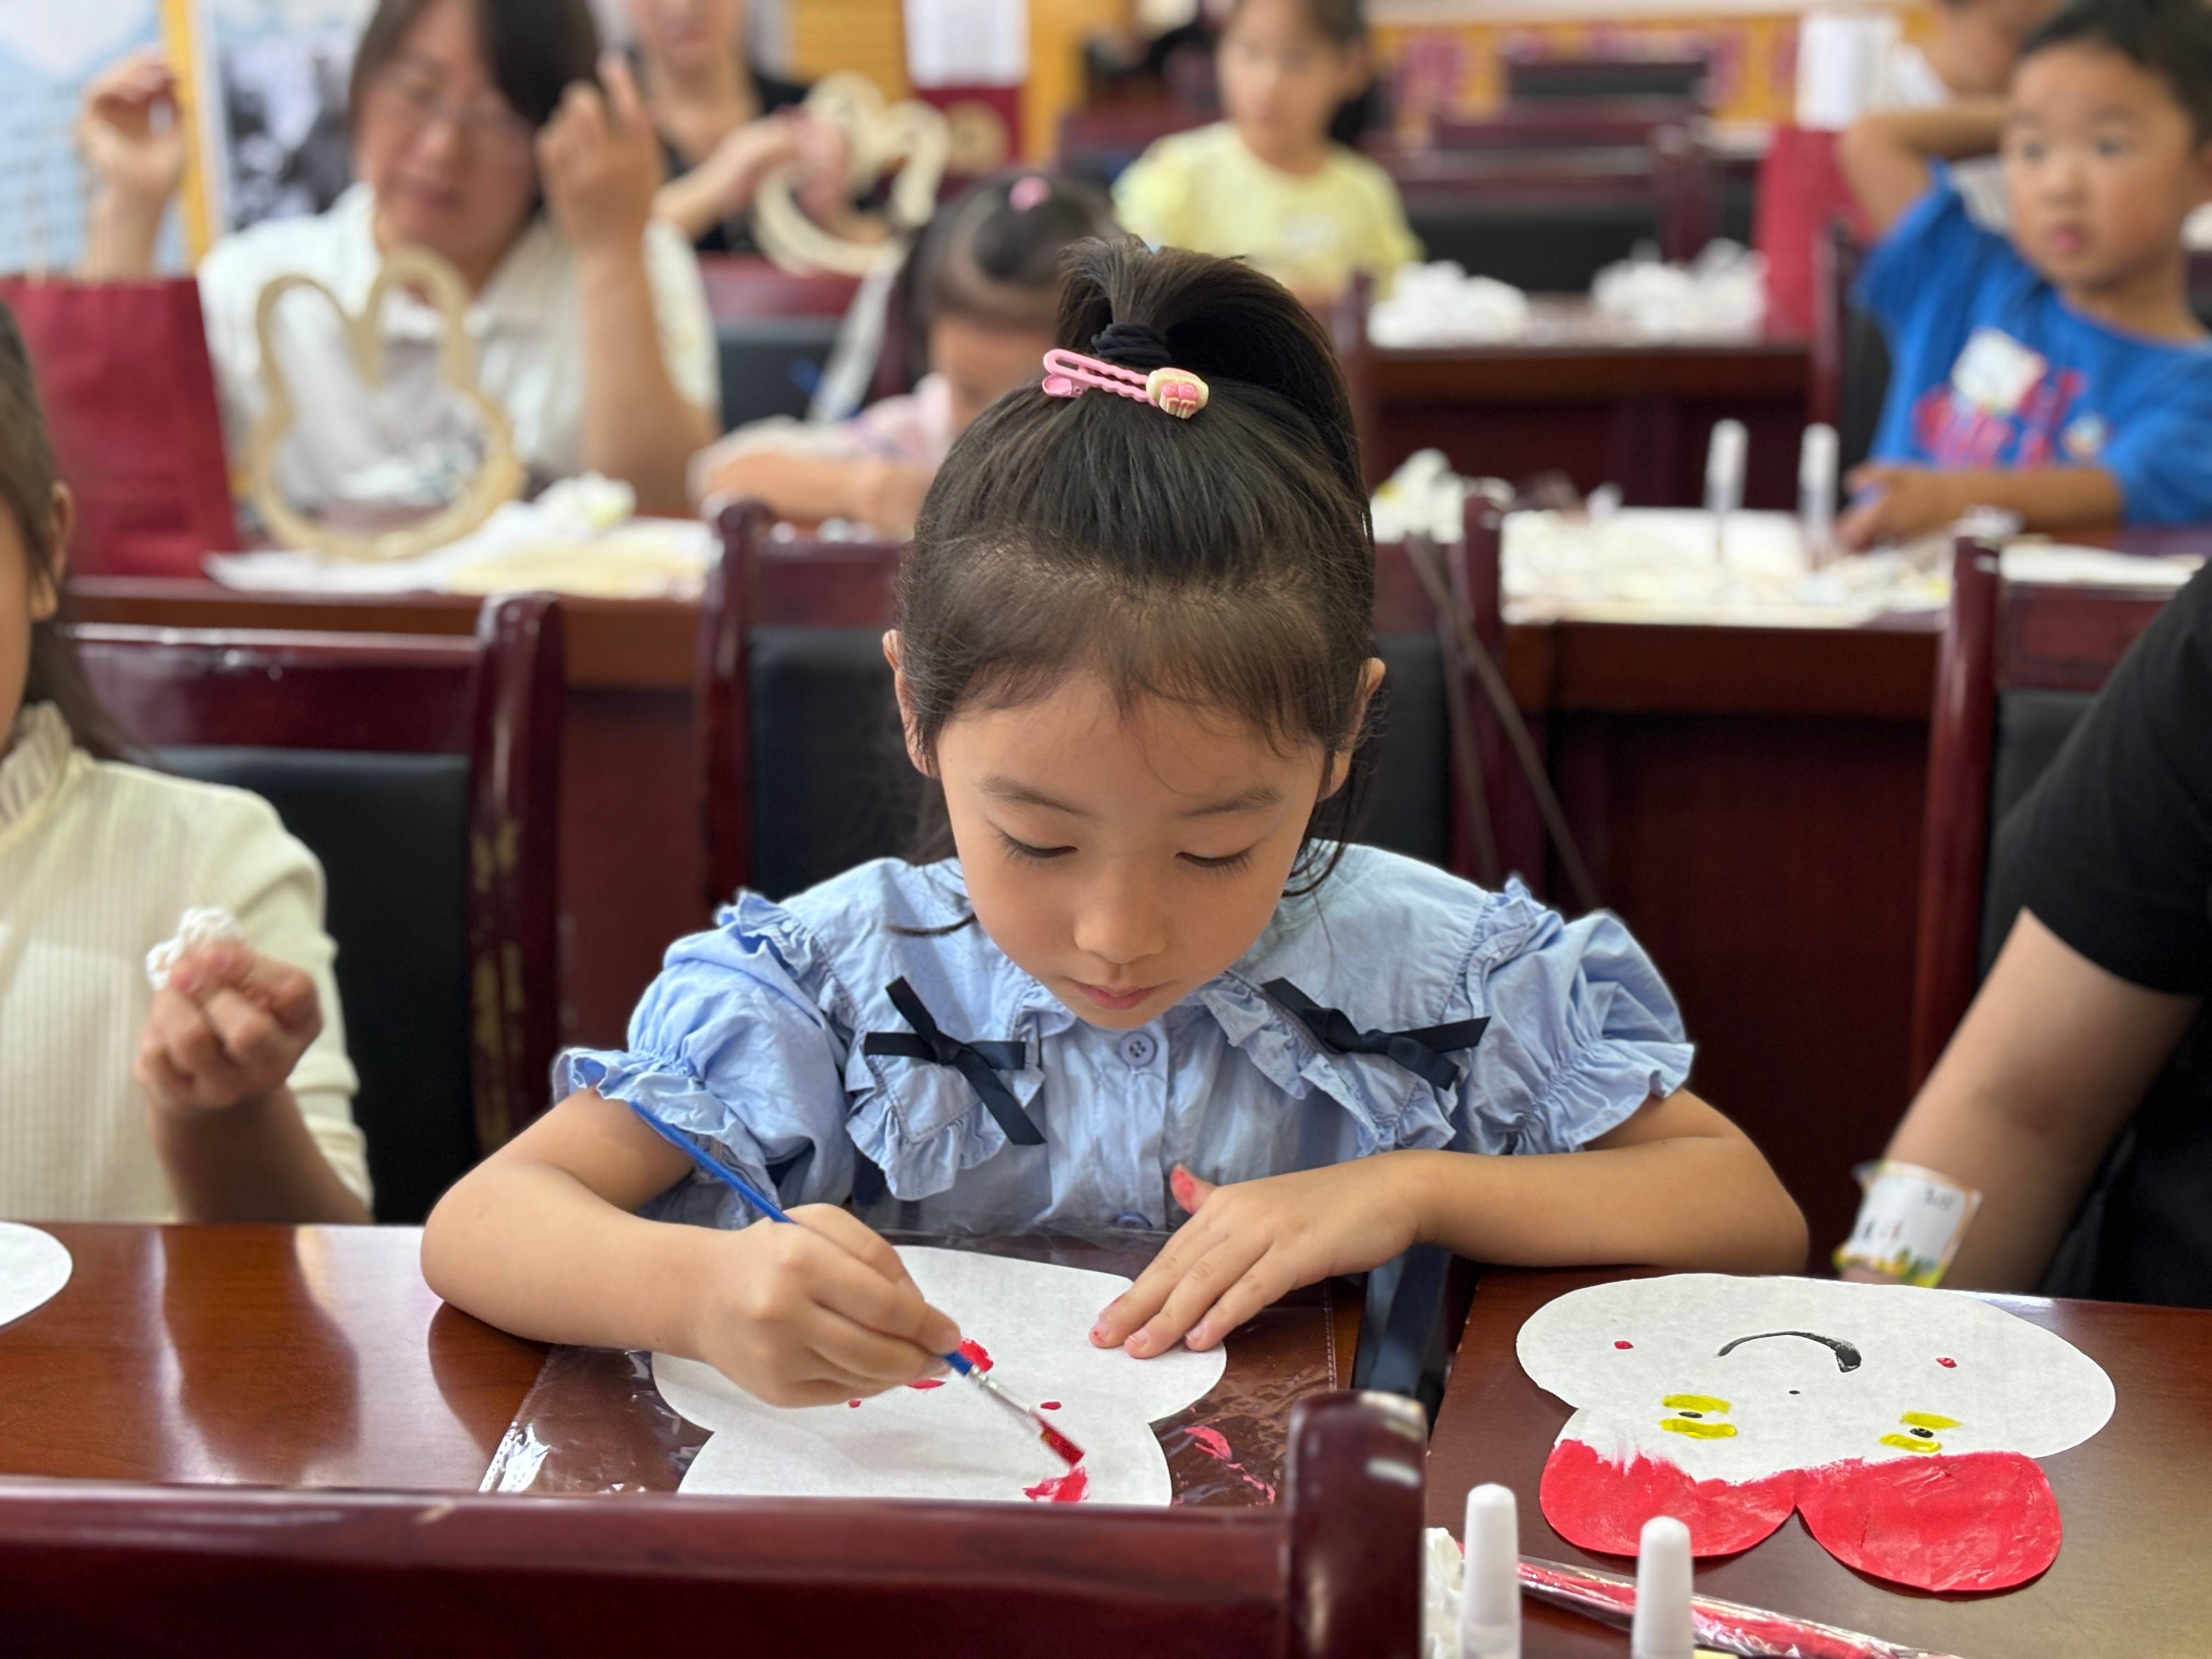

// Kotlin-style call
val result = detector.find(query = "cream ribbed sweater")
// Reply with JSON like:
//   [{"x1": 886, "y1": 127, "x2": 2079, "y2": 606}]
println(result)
[{"x1": 0, "y1": 703, "x2": 370, "y2": 1220}]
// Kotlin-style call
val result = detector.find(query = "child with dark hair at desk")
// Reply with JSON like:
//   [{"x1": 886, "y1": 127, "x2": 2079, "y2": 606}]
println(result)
[
  {"x1": 1113, "y1": 0, "x2": 1417, "y2": 311},
  {"x1": 691, "y1": 171, "x2": 1118, "y2": 532},
  {"x1": 1836, "y1": 0, "x2": 2212, "y2": 549},
  {"x1": 0, "y1": 302, "x2": 370, "y2": 1224},
  {"x1": 424, "y1": 240, "x2": 1803, "y2": 1408}
]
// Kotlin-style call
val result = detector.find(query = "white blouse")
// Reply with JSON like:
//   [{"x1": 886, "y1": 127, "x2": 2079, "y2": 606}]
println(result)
[
  {"x1": 196, "y1": 184, "x2": 720, "y2": 510},
  {"x1": 0, "y1": 704, "x2": 371, "y2": 1221}
]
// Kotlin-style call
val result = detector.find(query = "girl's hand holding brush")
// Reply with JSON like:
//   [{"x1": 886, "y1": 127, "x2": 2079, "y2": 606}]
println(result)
[{"x1": 688, "y1": 1206, "x2": 964, "y2": 1409}]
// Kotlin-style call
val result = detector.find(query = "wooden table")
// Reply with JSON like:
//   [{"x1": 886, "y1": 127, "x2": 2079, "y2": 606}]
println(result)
[
  {"x1": 1368, "y1": 309, "x2": 1813, "y2": 511},
  {"x1": 1, "y1": 1224, "x2": 1360, "y2": 1501},
  {"x1": 0, "y1": 1225, "x2": 543, "y2": 1490},
  {"x1": 1427, "y1": 1268, "x2": 2212, "y2": 1658}
]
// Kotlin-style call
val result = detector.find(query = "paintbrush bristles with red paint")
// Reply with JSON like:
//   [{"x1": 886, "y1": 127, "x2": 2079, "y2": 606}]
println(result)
[{"x1": 945, "y1": 1345, "x2": 1084, "y2": 1468}]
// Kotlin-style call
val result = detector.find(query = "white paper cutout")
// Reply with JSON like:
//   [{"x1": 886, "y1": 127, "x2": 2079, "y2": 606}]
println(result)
[
  {"x1": 0, "y1": 1223, "x2": 72, "y2": 1329},
  {"x1": 1518, "y1": 1274, "x2": 2114, "y2": 1483},
  {"x1": 654, "y1": 1247, "x2": 1227, "y2": 1505},
  {"x1": 1517, "y1": 1275, "x2": 2115, "y2": 1590}
]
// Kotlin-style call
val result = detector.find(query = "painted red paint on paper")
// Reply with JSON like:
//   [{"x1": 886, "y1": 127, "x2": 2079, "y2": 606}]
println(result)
[
  {"x1": 1039, "y1": 1401, "x2": 1061, "y2": 1410},
  {"x1": 1614, "y1": 1340, "x2": 1634, "y2": 1350},
  {"x1": 1025, "y1": 1465, "x2": 1090, "y2": 1503},
  {"x1": 1539, "y1": 1439, "x2": 1798, "y2": 1558},
  {"x1": 1938, "y1": 1357, "x2": 1957, "y2": 1368},
  {"x1": 906, "y1": 1378, "x2": 945, "y2": 1390},
  {"x1": 1797, "y1": 1451, "x2": 2061, "y2": 1592}
]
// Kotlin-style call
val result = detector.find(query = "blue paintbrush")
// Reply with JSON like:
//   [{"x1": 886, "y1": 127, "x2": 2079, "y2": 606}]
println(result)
[{"x1": 625, "y1": 1103, "x2": 1084, "y2": 1469}]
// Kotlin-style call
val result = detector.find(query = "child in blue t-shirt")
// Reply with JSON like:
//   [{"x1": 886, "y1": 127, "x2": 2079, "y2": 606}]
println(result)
[
  {"x1": 1837, "y1": 0, "x2": 2212, "y2": 547},
  {"x1": 421, "y1": 240, "x2": 1806, "y2": 1409}
]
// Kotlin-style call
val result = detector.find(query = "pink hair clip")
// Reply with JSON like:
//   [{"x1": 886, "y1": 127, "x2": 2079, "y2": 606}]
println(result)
[
  {"x1": 1041, "y1": 349, "x2": 1210, "y2": 419},
  {"x1": 1008, "y1": 174, "x2": 1051, "y2": 212}
]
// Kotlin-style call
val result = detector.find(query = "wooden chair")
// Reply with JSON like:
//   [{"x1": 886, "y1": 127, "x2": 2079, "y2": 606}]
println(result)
[
  {"x1": 1504, "y1": 57, "x2": 1711, "y2": 109},
  {"x1": 1376, "y1": 127, "x2": 1717, "y2": 289},
  {"x1": 695, "y1": 255, "x2": 875, "y2": 432},
  {"x1": 1809, "y1": 218, "x2": 1891, "y2": 484},
  {"x1": 695, "y1": 502, "x2": 1498, "y2": 910},
  {"x1": 1908, "y1": 537, "x2": 2179, "y2": 1087},
  {"x1": 0, "y1": 1391, "x2": 1423, "y2": 1658},
  {"x1": 70, "y1": 596, "x2": 566, "y2": 1222},
  {"x1": 1054, "y1": 103, "x2": 1210, "y2": 190}
]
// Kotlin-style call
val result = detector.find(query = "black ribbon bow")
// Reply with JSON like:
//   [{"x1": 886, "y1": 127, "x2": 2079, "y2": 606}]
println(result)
[
  {"x1": 1262, "y1": 979, "x2": 1488, "y2": 1091},
  {"x1": 861, "y1": 978, "x2": 1043, "y2": 1146}
]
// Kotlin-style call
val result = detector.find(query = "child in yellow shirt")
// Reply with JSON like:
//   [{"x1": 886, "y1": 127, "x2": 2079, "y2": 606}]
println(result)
[{"x1": 1114, "y1": 0, "x2": 1419, "y2": 309}]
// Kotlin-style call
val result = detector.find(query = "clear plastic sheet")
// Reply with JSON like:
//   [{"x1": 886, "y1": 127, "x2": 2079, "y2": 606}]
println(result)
[{"x1": 481, "y1": 1231, "x2": 1354, "y2": 1505}]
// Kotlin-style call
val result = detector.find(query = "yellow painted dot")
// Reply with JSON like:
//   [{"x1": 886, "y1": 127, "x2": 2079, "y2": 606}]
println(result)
[
  {"x1": 1880, "y1": 1432, "x2": 1942, "y2": 1454},
  {"x1": 1661, "y1": 1419, "x2": 1739, "y2": 1438},
  {"x1": 1899, "y1": 1411, "x2": 1959, "y2": 1430},
  {"x1": 1660, "y1": 1394, "x2": 1731, "y2": 1413}
]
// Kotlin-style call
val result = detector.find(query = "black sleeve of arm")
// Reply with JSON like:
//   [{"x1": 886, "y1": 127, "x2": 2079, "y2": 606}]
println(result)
[{"x1": 1991, "y1": 568, "x2": 2212, "y2": 996}]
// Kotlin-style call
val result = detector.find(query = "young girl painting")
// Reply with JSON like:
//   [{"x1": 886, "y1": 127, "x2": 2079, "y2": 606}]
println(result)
[{"x1": 423, "y1": 241, "x2": 1803, "y2": 1405}]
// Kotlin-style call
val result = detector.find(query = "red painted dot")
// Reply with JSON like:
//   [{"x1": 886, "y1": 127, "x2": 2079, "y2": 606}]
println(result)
[
  {"x1": 1040, "y1": 1401, "x2": 1062, "y2": 1410},
  {"x1": 847, "y1": 1399, "x2": 862, "y2": 1407},
  {"x1": 1614, "y1": 1340, "x2": 1634, "y2": 1350},
  {"x1": 1937, "y1": 1357, "x2": 1957, "y2": 1368}
]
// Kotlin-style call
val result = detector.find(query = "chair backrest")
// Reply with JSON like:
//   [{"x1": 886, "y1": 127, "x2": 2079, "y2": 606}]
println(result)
[
  {"x1": 1505, "y1": 58, "x2": 1711, "y2": 108},
  {"x1": 1811, "y1": 218, "x2": 1891, "y2": 482},
  {"x1": 1054, "y1": 104, "x2": 1211, "y2": 190},
  {"x1": 1369, "y1": 125, "x2": 1714, "y2": 290},
  {"x1": 696, "y1": 503, "x2": 1496, "y2": 909},
  {"x1": 1908, "y1": 538, "x2": 2177, "y2": 1085},
  {"x1": 696, "y1": 256, "x2": 874, "y2": 433},
  {"x1": 0, "y1": 1391, "x2": 1423, "y2": 1659},
  {"x1": 70, "y1": 597, "x2": 565, "y2": 1222}
]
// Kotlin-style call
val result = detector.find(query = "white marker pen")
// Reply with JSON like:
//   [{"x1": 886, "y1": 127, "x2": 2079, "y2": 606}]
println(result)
[
  {"x1": 1459, "y1": 1484, "x2": 1521, "y2": 1659},
  {"x1": 1632, "y1": 1515, "x2": 1694, "y2": 1659}
]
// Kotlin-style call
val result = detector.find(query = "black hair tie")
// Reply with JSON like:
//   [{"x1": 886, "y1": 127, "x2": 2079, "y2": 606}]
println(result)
[{"x1": 1090, "y1": 322, "x2": 1173, "y2": 372}]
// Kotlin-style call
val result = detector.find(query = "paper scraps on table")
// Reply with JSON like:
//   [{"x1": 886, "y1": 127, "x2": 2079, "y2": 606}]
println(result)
[
  {"x1": 1517, "y1": 1274, "x2": 2114, "y2": 1593},
  {"x1": 653, "y1": 1247, "x2": 1227, "y2": 1506},
  {"x1": 0, "y1": 1223, "x2": 72, "y2": 1330}
]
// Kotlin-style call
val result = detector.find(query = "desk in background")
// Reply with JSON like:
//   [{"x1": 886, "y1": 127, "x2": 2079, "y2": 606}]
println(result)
[
  {"x1": 1359, "y1": 306, "x2": 1814, "y2": 511},
  {"x1": 1426, "y1": 1267, "x2": 2212, "y2": 1658}
]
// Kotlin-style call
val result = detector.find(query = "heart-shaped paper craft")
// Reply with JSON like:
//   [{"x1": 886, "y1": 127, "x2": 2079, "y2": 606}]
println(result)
[
  {"x1": 1517, "y1": 1274, "x2": 2114, "y2": 1594},
  {"x1": 752, "y1": 71, "x2": 950, "y2": 278},
  {"x1": 247, "y1": 242, "x2": 524, "y2": 562}
]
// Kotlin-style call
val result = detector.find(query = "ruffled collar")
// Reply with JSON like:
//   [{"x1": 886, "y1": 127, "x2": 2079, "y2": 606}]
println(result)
[{"x1": 0, "y1": 702, "x2": 71, "y2": 834}]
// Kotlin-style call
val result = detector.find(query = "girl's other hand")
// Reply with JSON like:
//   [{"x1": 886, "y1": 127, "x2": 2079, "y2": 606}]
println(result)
[
  {"x1": 76, "y1": 50, "x2": 187, "y2": 208},
  {"x1": 134, "y1": 943, "x2": 321, "y2": 1116},
  {"x1": 1091, "y1": 1161, "x2": 1421, "y2": 1357},
  {"x1": 691, "y1": 1205, "x2": 964, "y2": 1408},
  {"x1": 539, "y1": 54, "x2": 662, "y2": 262}
]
